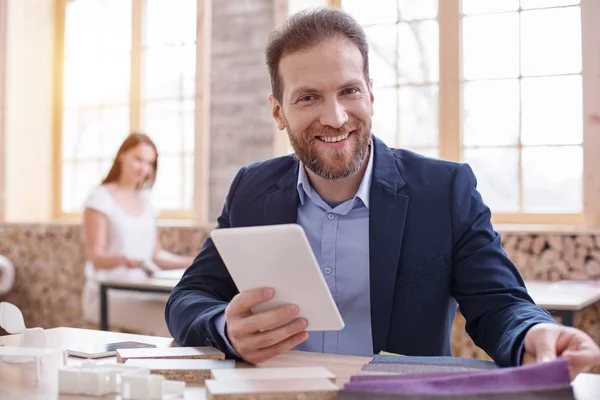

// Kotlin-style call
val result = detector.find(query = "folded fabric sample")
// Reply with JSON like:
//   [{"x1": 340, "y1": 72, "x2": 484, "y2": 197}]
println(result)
[
  {"x1": 360, "y1": 354, "x2": 498, "y2": 374},
  {"x1": 338, "y1": 386, "x2": 574, "y2": 400},
  {"x1": 360, "y1": 363, "x2": 494, "y2": 374},
  {"x1": 351, "y1": 371, "x2": 487, "y2": 382},
  {"x1": 370, "y1": 355, "x2": 498, "y2": 369},
  {"x1": 346, "y1": 358, "x2": 572, "y2": 396}
]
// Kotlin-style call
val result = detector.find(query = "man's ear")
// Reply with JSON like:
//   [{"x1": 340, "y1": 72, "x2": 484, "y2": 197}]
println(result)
[
  {"x1": 269, "y1": 94, "x2": 286, "y2": 130},
  {"x1": 369, "y1": 79, "x2": 375, "y2": 116}
]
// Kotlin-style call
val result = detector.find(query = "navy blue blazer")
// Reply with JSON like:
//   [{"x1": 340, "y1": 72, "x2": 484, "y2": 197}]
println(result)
[{"x1": 165, "y1": 136, "x2": 556, "y2": 366}]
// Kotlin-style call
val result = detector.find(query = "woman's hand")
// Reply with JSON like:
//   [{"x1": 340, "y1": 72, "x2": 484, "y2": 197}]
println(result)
[{"x1": 122, "y1": 256, "x2": 142, "y2": 268}]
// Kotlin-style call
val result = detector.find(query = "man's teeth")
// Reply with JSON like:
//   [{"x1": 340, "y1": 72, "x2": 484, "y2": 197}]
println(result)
[{"x1": 319, "y1": 133, "x2": 349, "y2": 143}]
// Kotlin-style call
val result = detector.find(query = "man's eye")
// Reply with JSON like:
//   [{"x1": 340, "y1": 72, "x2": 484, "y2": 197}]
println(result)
[
  {"x1": 343, "y1": 88, "x2": 359, "y2": 95},
  {"x1": 299, "y1": 95, "x2": 315, "y2": 102}
]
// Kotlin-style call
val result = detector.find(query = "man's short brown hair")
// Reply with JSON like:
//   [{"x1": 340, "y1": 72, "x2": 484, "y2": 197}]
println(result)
[{"x1": 265, "y1": 7, "x2": 370, "y2": 103}]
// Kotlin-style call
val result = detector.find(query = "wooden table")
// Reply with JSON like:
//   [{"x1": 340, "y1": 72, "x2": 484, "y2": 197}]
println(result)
[
  {"x1": 1, "y1": 327, "x2": 599, "y2": 399},
  {"x1": 99, "y1": 269, "x2": 184, "y2": 331},
  {"x1": 526, "y1": 280, "x2": 600, "y2": 326}
]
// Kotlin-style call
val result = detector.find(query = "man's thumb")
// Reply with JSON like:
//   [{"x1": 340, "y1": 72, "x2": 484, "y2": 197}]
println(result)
[
  {"x1": 535, "y1": 341, "x2": 557, "y2": 363},
  {"x1": 524, "y1": 323, "x2": 561, "y2": 364}
]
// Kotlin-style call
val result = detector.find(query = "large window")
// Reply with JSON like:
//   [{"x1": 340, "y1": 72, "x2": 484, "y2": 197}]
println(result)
[
  {"x1": 140, "y1": 0, "x2": 196, "y2": 213},
  {"x1": 330, "y1": 0, "x2": 589, "y2": 224},
  {"x1": 58, "y1": 0, "x2": 197, "y2": 217},
  {"x1": 342, "y1": 0, "x2": 440, "y2": 158},
  {"x1": 461, "y1": 0, "x2": 582, "y2": 217}
]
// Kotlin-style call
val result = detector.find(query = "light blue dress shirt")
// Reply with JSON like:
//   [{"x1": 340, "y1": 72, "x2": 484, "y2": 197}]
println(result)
[{"x1": 293, "y1": 142, "x2": 374, "y2": 357}]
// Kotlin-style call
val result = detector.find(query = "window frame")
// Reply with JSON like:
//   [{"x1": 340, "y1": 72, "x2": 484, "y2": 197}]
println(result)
[
  {"x1": 0, "y1": 0, "x2": 6, "y2": 223},
  {"x1": 322, "y1": 0, "x2": 599, "y2": 226},
  {"x1": 53, "y1": 0, "x2": 211, "y2": 223}
]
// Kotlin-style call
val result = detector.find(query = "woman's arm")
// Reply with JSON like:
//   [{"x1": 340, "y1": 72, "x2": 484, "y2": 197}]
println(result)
[
  {"x1": 83, "y1": 208, "x2": 139, "y2": 270},
  {"x1": 152, "y1": 232, "x2": 195, "y2": 270}
]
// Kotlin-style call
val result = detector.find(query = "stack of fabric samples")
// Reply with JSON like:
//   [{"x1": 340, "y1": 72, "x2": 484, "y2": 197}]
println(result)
[{"x1": 339, "y1": 354, "x2": 574, "y2": 399}]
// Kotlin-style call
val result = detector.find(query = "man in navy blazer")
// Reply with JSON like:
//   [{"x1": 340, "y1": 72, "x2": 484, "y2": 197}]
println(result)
[{"x1": 166, "y1": 8, "x2": 600, "y2": 375}]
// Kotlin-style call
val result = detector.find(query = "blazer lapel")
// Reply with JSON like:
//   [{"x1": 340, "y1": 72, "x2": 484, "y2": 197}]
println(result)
[
  {"x1": 369, "y1": 137, "x2": 409, "y2": 353},
  {"x1": 264, "y1": 161, "x2": 301, "y2": 225}
]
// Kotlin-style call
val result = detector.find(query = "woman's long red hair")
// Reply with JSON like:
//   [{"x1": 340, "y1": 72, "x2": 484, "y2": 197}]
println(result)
[{"x1": 102, "y1": 133, "x2": 158, "y2": 189}]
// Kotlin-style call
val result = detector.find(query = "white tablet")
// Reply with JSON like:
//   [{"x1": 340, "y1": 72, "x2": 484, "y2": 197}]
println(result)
[{"x1": 210, "y1": 224, "x2": 344, "y2": 331}]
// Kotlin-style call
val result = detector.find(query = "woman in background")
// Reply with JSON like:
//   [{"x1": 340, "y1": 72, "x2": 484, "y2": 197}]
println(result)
[{"x1": 81, "y1": 133, "x2": 194, "y2": 336}]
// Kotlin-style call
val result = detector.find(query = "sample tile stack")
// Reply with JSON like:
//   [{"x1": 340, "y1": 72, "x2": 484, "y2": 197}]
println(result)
[
  {"x1": 340, "y1": 355, "x2": 574, "y2": 399},
  {"x1": 123, "y1": 358, "x2": 236, "y2": 383},
  {"x1": 119, "y1": 347, "x2": 232, "y2": 383},
  {"x1": 117, "y1": 347, "x2": 340, "y2": 398},
  {"x1": 205, "y1": 366, "x2": 339, "y2": 400},
  {"x1": 116, "y1": 346, "x2": 226, "y2": 363}
]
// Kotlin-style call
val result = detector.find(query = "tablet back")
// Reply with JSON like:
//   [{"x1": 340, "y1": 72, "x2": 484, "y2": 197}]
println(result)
[{"x1": 211, "y1": 224, "x2": 344, "y2": 331}]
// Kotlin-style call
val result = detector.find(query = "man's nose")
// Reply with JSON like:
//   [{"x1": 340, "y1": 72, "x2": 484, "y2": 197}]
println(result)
[{"x1": 319, "y1": 98, "x2": 348, "y2": 129}]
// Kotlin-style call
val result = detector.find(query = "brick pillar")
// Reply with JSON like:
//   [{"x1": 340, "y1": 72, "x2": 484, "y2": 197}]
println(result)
[{"x1": 209, "y1": 0, "x2": 277, "y2": 220}]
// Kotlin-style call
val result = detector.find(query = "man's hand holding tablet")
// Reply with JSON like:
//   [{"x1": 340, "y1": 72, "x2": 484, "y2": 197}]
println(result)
[
  {"x1": 210, "y1": 224, "x2": 345, "y2": 364},
  {"x1": 224, "y1": 287, "x2": 308, "y2": 364}
]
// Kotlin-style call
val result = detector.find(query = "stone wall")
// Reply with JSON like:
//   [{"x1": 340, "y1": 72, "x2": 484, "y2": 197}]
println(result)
[
  {"x1": 503, "y1": 231, "x2": 600, "y2": 281},
  {"x1": 209, "y1": 0, "x2": 276, "y2": 220},
  {"x1": 0, "y1": 223, "x2": 209, "y2": 330}
]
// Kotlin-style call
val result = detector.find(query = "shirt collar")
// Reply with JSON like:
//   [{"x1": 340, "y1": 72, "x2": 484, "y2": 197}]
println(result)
[{"x1": 297, "y1": 139, "x2": 373, "y2": 209}]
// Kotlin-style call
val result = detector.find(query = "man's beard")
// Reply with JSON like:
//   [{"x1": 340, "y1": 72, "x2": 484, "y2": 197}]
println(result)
[{"x1": 286, "y1": 118, "x2": 371, "y2": 180}]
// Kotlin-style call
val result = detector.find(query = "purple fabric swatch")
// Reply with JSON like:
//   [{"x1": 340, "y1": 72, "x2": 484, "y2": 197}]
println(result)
[{"x1": 345, "y1": 357, "x2": 571, "y2": 396}]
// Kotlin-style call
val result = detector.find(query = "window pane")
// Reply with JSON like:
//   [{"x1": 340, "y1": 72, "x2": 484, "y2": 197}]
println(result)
[
  {"x1": 181, "y1": 45, "x2": 197, "y2": 98},
  {"x1": 63, "y1": 55, "x2": 130, "y2": 107},
  {"x1": 63, "y1": 107, "x2": 129, "y2": 161},
  {"x1": 462, "y1": 0, "x2": 519, "y2": 15},
  {"x1": 145, "y1": 0, "x2": 197, "y2": 46},
  {"x1": 182, "y1": 103, "x2": 195, "y2": 153},
  {"x1": 152, "y1": 155, "x2": 184, "y2": 210},
  {"x1": 462, "y1": 13, "x2": 520, "y2": 80},
  {"x1": 142, "y1": 100, "x2": 194, "y2": 154},
  {"x1": 100, "y1": 160, "x2": 112, "y2": 181},
  {"x1": 103, "y1": 55, "x2": 132, "y2": 104},
  {"x1": 365, "y1": 24, "x2": 397, "y2": 87},
  {"x1": 521, "y1": 75, "x2": 582, "y2": 145},
  {"x1": 520, "y1": 7, "x2": 581, "y2": 76},
  {"x1": 398, "y1": 85, "x2": 438, "y2": 147},
  {"x1": 288, "y1": 0, "x2": 330, "y2": 15},
  {"x1": 521, "y1": 0, "x2": 580, "y2": 9},
  {"x1": 398, "y1": 20, "x2": 439, "y2": 84},
  {"x1": 63, "y1": 58, "x2": 102, "y2": 107},
  {"x1": 522, "y1": 146, "x2": 582, "y2": 213},
  {"x1": 342, "y1": 0, "x2": 398, "y2": 25},
  {"x1": 62, "y1": 109, "x2": 101, "y2": 160},
  {"x1": 61, "y1": 0, "x2": 132, "y2": 215},
  {"x1": 101, "y1": 107, "x2": 130, "y2": 159},
  {"x1": 463, "y1": 79, "x2": 520, "y2": 146},
  {"x1": 463, "y1": 148, "x2": 520, "y2": 212},
  {"x1": 65, "y1": 0, "x2": 131, "y2": 57},
  {"x1": 144, "y1": 44, "x2": 196, "y2": 101},
  {"x1": 372, "y1": 87, "x2": 398, "y2": 146},
  {"x1": 397, "y1": 0, "x2": 438, "y2": 20},
  {"x1": 183, "y1": 154, "x2": 194, "y2": 210},
  {"x1": 62, "y1": 161, "x2": 103, "y2": 212}
]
